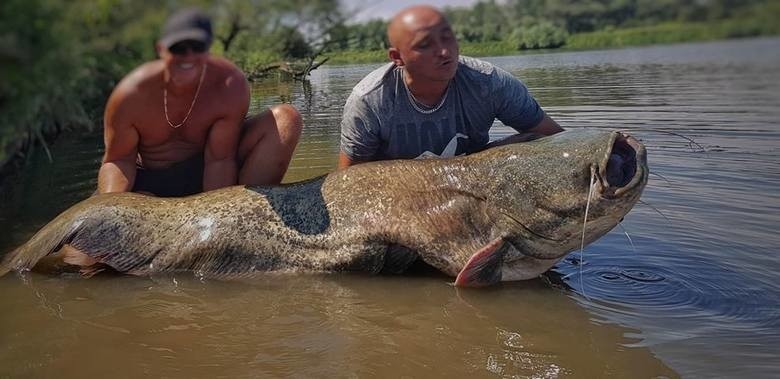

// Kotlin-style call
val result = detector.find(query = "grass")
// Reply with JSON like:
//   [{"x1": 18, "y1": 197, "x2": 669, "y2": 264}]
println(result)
[{"x1": 566, "y1": 19, "x2": 780, "y2": 50}]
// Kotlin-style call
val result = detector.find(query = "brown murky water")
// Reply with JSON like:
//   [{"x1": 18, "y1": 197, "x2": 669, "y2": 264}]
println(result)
[
  {"x1": 2, "y1": 37, "x2": 779, "y2": 378},
  {"x1": 1, "y1": 275, "x2": 675, "y2": 378}
]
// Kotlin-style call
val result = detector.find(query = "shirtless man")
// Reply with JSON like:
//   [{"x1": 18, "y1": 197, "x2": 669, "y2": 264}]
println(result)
[
  {"x1": 339, "y1": 5, "x2": 562, "y2": 168},
  {"x1": 98, "y1": 8, "x2": 302, "y2": 196}
]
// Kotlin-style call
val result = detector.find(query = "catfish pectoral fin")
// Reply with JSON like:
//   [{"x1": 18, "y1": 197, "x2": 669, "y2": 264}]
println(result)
[
  {"x1": 61, "y1": 244, "x2": 98, "y2": 267},
  {"x1": 61, "y1": 244, "x2": 112, "y2": 278},
  {"x1": 454, "y1": 238, "x2": 507, "y2": 287}
]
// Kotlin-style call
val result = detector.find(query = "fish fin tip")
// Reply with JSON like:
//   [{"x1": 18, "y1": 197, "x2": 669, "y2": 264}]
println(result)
[{"x1": 454, "y1": 238, "x2": 506, "y2": 287}]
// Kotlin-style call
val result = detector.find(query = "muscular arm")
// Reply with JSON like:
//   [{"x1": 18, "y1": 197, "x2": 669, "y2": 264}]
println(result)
[
  {"x1": 483, "y1": 115, "x2": 564, "y2": 150},
  {"x1": 492, "y1": 66, "x2": 563, "y2": 138},
  {"x1": 527, "y1": 114, "x2": 564, "y2": 136},
  {"x1": 202, "y1": 71, "x2": 249, "y2": 191},
  {"x1": 97, "y1": 88, "x2": 140, "y2": 194}
]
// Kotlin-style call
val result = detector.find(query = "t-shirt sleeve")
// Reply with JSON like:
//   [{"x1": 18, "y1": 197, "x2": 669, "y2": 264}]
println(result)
[
  {"x1": 492, "y1": 66, "x2": 546, "y2": 132},
  {"x1": 340, "y1": 92, "x2": 381, "y2": 161}
]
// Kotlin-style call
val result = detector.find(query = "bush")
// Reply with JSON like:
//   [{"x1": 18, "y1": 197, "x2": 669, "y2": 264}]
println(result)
[
  {"x1": 509, "y1": 22, "x2": 568, "y2": 50},
  {"x1": 566, "y1": 16, "x2": 780, "y2": 50},
  {"x1": 0, "y1": 0, "x2": 163, "y2": 167}
]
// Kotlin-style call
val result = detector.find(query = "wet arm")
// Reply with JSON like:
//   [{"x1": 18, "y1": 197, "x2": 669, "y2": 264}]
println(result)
[
  {"x1": 527, "y1": 114, "x2": 564, "y2": 136},
  {"x1": 203, "y1": 73, "x2": 248, "y2": 191},
  {"x1": 492, "y1": 66, "x2": 564, "y2": 137},
  {"x1": 483, "y1": 116, "x2": 564, "y2": 150},
  {"x1": 97, "y1": 93, "x2": 140, "y2": 194},
  {"x1": 203, "y1": 117, "x2": 241, "y2": 191}
]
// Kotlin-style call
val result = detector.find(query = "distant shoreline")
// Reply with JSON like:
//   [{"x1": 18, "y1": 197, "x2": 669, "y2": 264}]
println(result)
[{"x1": 324, "y1": 19, "x2": 780, "y2": 65}]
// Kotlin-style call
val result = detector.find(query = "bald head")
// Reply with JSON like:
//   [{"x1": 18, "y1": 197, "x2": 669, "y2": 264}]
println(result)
[
  {"x1": 386, "y1": 5, "x2": 459, "y2": 84},
  {"x1": 387, "y1": 5, "x2": 449, "y2": 49}
]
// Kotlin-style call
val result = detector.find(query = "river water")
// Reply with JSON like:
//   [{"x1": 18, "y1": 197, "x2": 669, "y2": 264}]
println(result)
[{"x1": 1, "y1": 37, "x2": 778, "y2": 378}]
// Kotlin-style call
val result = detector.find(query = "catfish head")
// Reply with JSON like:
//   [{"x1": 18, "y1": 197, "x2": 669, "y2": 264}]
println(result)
[{"x1": 455, "y1": 129, "x2": 648, "y2": 286}]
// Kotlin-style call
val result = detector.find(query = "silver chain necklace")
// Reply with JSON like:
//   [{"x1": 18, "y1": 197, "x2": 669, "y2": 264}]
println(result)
[
  {"x1": 402, "y1": 72, "x2": 450, "y2": 115},
  {"x1": 164, "y1": 63, "x2": 207, "y2": 129}
]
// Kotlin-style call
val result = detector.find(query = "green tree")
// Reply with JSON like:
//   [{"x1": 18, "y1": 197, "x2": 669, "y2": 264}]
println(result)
[{"x1": 0, "y1": 0, "x2": 166, "y2": 167}]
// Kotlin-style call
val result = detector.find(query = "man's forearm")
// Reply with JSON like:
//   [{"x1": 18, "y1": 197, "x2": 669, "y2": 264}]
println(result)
[
  {"x1": 529, "y1": 114, "x2": 564, "y2": 136},
  {"x1": 97, "y1": 160, "x2": 136, "y2": 193},
  {"x1": 203, "y1": 159, "x2": 238, "y2": 191}
]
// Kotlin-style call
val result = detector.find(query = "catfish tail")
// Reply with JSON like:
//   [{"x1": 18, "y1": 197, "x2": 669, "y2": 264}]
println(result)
[{"x1": 0, "y1": 215, "x2": 83, "y2": 277}]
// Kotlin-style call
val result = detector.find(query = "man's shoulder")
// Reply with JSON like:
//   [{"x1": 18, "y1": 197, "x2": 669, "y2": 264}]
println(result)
[
  {"x1": 456, "y1": 56, "x2": 498, "y2": 79},
  {"x1": 108, "y1": 61, "x2": 162, "y2": 108},
  {"x1": 450, "y1": 56, "x2": 501, "y2": 101},
  {"x1": 206, "y1": 56, "x2": 249, "y2": 100},
  {"x1": 116, "y1": 61, "x2": 163, "y2": 92},
  {"x1": 207, "y1": 56, "x2": 246, "y2": 81},
  {"x1": 351, "y1": 62, "x2": 397, "y2": 98}
]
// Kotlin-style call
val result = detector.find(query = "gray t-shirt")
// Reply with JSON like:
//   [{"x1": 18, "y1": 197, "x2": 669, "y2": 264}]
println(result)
[{"x1": 340, "y1": 56, "x2": 545, "y2": 161}]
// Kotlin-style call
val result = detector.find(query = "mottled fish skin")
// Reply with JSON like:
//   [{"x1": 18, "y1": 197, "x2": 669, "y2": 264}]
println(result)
[{"x1": 0, "y1": 129, "x2": 648, "y2": 284}]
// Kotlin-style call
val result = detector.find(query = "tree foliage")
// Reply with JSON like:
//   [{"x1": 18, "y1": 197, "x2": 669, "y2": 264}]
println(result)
[
  {"x1": 509, "y1": 22, "x2": 568, "y2": 50},
  {"x1": 342, "y1": 0, "x2": 778, "y2": 51},
  {"x1": 0, "y1": 0, "x2": 165, "y2": 167}
]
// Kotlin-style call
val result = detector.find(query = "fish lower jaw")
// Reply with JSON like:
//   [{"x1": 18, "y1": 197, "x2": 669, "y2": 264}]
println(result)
[{"x1": 501, "y1": 256, "x2": 562, "y2": 281}]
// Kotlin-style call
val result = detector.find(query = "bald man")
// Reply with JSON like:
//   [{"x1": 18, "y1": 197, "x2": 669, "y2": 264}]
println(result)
[{"x1": 338, "y1": 5, "x2": 563, "y2": 168}]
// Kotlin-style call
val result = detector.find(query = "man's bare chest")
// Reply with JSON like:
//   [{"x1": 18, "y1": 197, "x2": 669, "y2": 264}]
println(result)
[{"x1": 133, "y1": 94, "x2": 224, "y2": 147}]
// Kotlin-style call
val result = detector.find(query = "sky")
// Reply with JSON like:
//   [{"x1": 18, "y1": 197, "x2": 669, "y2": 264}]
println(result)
[{"x1": 343, "y1": 0, "x2": 482, "y2": 22}]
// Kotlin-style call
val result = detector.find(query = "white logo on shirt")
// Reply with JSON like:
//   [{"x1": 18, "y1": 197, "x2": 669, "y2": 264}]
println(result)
[{"x1": 416, "y1": 133, "x2": 468, "y2": 159}]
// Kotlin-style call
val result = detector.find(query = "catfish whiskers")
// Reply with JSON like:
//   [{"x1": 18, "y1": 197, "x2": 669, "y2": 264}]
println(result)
[
  {"x1": 638, "y1": 199, "x2": 671, "y2": 222},
  {"x1": 618, "y1": 223, "x2": 637, "y2": 254},
  {"x1": 578, "y1": 169, "x2": 597, "y2": 301}
]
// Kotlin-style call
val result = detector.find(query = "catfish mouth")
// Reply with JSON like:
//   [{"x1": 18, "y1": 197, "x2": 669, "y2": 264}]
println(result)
[{"x1": 599, "y1": 132, "x2": 646, "y2": 198}]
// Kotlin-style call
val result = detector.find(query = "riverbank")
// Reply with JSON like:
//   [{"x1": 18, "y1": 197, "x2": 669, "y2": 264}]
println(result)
[{"x1": 324, "y1": 16, "x2": 780, "y2": 65}]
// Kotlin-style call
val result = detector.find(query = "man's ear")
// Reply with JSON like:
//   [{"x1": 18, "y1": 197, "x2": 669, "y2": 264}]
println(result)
[
  {"x1": 388, "y1": 48, "x2": 403, "y2": 66},
  {"x1": 155, "y1": 42, "x2": 165, "y2": 58}
]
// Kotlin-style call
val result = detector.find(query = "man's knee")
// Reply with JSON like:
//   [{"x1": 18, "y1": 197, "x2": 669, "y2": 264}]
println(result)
[
  {"x1": 270, "y1": 104, "x2": 303, "y2": 140},
  {"x1": 239, "y1": 104, "x2": 302, "y2": 159},
  {"x1": 242, "y1": 105, "x2": 301, "y2": 143}
]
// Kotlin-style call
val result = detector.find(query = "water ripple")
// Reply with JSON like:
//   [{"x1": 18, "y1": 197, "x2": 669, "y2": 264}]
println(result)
[{"x1": 558, "y1": 259, "x2": 780, "y2": 333}]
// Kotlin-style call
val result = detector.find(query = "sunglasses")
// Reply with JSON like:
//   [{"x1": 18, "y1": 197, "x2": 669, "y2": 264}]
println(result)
[{"x1": 168, "y1": 40, "x2": 208, "y2": 55}]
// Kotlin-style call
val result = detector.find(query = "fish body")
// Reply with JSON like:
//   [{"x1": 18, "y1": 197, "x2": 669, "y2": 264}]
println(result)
[{"x1": 0, "y1": 129, "x2": 648, "y2": 286}]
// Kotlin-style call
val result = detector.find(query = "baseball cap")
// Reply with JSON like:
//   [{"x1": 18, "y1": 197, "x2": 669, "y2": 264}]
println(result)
[{"x1": 160, "y1": 8, "x2": 213, "y2": 49}]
